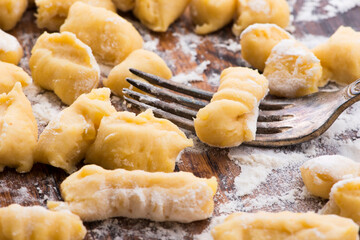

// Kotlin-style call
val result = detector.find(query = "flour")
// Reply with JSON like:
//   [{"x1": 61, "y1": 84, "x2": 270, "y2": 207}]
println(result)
[{"x1": 171, "y1": 60, "x2": 210, "y2": 84}]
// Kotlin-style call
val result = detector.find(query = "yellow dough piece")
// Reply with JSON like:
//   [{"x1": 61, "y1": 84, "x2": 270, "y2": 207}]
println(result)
[
  {"x1": 61, "y1": 2, "x2": 143, "y2": 66},
  {"x1": 190, "y1": 0, "x2": 236, "y2": 35},
  {"x1": 0, "y1": 204, "x2": 86, "y2": 240},
  {"x1": 211, "y1": 211, "x2": 359, "y2": 240},
  {"x1": 313, "y1": 26, "x2": 360, "y2": 86},
  {"x1": 232, "y1": 0, "x2": 290, "y2": 36},
  {"x1": 321, "y1": 177, "x2": 360, "y2": 225},
  {"x1": 301, "y1": 155, "x2": 360, "y2": 199},
  {"x1": 0, "y1": 61, "x2": 31, "y2": 94},
  {"x1": 35, "y1": 0, "x2": 116, "y2": 31},
  {"x1": 48, "y1": 164, "x2": 218, "y2": 222},
  {"x1": 112, "y1": 0, "x2": 134, "y2": 11},
  {"x1": 35, "y1": 88, "x2": 116, "y2": 174},
  {"x1": 240, "y1": 23, "x2": 292, "y2": 72},
  {"x1": 133, "y1": 0, "x2": 190, "y2": 32},
  {"x1": 29, "y1": 31, "x2": 100, "y2": 105},
  {"x1": 0, "y1": 0, "x2": 27, "y2": 31},
  {"x1": 104, "y1": 49, "x2": 172, "y2": 97},
  {"x1": 85, "y1": 109, "x2": 193, "y2": 172},
  {"x1": 0, "y1": 29, "x2": 23, "y2": 65},
  {"x1": 0, "y1": 83, "x2": 38, "y2": 173},
  {"x1": 194, "y1": 67, "x2": 268, "y2": 148},
  {"x1": 264, "y1": 39, "x2": 322, "y2": 98}
]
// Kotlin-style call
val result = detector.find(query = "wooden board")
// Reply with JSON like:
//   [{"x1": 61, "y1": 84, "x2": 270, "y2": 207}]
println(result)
[{"x1": 3, "y1": 1, "x2": 360, "y2": 239}]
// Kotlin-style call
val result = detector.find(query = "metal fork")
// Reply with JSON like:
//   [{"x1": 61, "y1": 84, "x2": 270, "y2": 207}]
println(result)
[{"x1": 122, "y1": 68, "x2": 360, "y2": 147}]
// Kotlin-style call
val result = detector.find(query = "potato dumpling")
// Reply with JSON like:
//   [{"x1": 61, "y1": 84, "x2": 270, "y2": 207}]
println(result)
[
  {"x1": 0, "y1": 204, "x2": 86, "y2": 240},
  {"x1": 0, "y1": 0, "x2": 27, "y2": 31},
  {"x1": 0, "y1": 83, "x2": 38, "y2": 173},
  {"x1": 133, "y1": 0, "x2": 190, "y2": 32},
  {"x1": 240, "y1": 23, "x2": 292, "y2": 72},
  {"x1": 104, "y1": 49, "x2": 172, "y2": 97},
  {"x1": 0, "y1": 61, "x2": 31, "y2": 94},
  {"x1": 190, "y1": 0, "x2": 236, "y2": 35},
  {"x1": 194, "y1": 67, "x2": 268, "y2": 148},
  {"x1": 264, "y1": 39, "x2": 322, "y2": 98},
  {"x1": 0, "y1": 30, "x2": 23, "y2": 65},
  {"x1": 48, "y1": 165, "x2": 217, "y2": 223},
  {"x1": 321, "y1": 177, "x2": 360, "y2": 225},
  {"x1": 35, "y1": 0, "x2": 116, "y2": 31},
  {"x1": 85, "y1": 109, "x2": 193, "y2": 172},
  {"x1": 29, "y1": 31, "x2": 100, "y2": 105},
  {"x1": 212, "y1": 211, "x2": 359, "y2": 240},
  {"x1": 313, "y1": 26, "x2": 360, "y2": 86},
  {"x1": 232, "y1": 0, "x2": 290, "y2": 36},
  {"x1": 35, "y1": 88, "x2": 116, "y2": 173},
  {"x1": 301, "y1": 155, "x2": 360, "y2": 199},
  {"x1": 112, "y1": 0, "x2": 134, "y2": 11},
  {"x1": 61, "y1": 2, "x2": 142, "y2": 66}
]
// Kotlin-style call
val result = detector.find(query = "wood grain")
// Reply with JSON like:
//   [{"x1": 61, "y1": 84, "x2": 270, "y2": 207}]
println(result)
[{"x1": 2, "y1": 1, "x2": 360, "y2": 239}]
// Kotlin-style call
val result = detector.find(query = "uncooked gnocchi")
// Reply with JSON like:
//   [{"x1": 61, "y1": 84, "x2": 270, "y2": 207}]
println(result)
[
  {"x1": 47, "y1": 164, "x2": 218, "y2": 223},
  {"x1": 85, "y1": 109, "x2": 193, "y2": 172},
  {"x1": 29, "y1": 31, "x2": 100, "y2": 105},
  {"x1": 264, "y1": 39, "x2": 322, "y2": 98},
  {"x1": 232, "y1": 0, "x2": 290, "y2": 36},
  {"x1": 133, "y1": 0, "x2": 190, "y2": 32},
  {"x1": 0, "y1": 204, "x2": 86, "y2": 240},
  {"x1": 301, "y1": 155, "x2": 360, "y2": 199},
  {"x1": 35, "y1": 88, "x2": 116, "y2": 173},
  {"x1": 194, "y1": 67, "x2": 268, "y2": 147},
  {"x1": 313, "y1": 26, "x2": 360, "y2": 85},
  {"x1": 35, "y1": 0, "x2": 116, "y2": 31},
  {"x1": 0, "y1": 0, "x2": 27, "y2": 31},
  {"x1": 190, "y1": 0, "x2": 236, "y2": 35},
  {"x1": 240, "y1": 23, "x2": 292, "y2": 72},
  {"x1": 104, "y1": 49, "x2": 172, "y2": 97},
  {"x1": 212, "y1": 211, "x2": 359, "y2": 240},
  {"x1": 0, "y1": 29, "x2": 23, "y2": 65},
  {"x1": 60, "y1": 2, "x2": 143, "y2": 66},
  {"x1": 0, "y1": 61, "x2": 31, "y2": 94},
  {"x1": 112, "y1": 0, "x2": 134, "y2": 11},
  {"x1": 0, "y1": 83, "x2": 38, "y2": 173}
]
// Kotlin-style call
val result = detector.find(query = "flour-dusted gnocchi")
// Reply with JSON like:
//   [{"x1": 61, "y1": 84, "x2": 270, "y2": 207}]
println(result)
[
  {"x1": 35, "y1": 0, "x2": 116, "y2": 31},
  {"x1": 264, "y1": 39, "x2": 322, "y2": 98},
  {"x1": 85, "y1": 109, "x2": 193, "y2": 172},
  {"x1": 61, "y1": 2, "x2": 143, "y2": 66},
  {"x1": 104, "y1": 49, "x2": 172, "y2": 97},
  {"x1": 35, "y1": 88, "x2": 116, "y2": 173},
  {"x1": 301, "y1": 155, "x2": 360, "y2": 199},
  {"x1": 194, "y1": 67, "x2": 268, "y2": 147},
  {"x1": 29, "y1": 31, "x2": 100, "y2": 105},
  {"x1": 190, "y1": 0, "x2": 236, "y2": 35},
  {"x1": 212, "y1": 211, "x2": 359, "y2": 240},
  {"x1": 112, "y1": 0, "x2": 134, "y2": 11},
  {"x1": 232, "y1": 0, "x2": 290, "y2": 36},
  {"x1": 0, "y1": 83, "x2": 37, "y2": 173},
  {"x1": 0, "y1": 61, "x2": 31, "y2": 94},
  {"x1": 0, "y1": 29, "x2": 23, "y2": 65},
  {"x1": 0, "y1": 0, "x2": 27, "y2": 31},
  {"x1": 48, "y1": 165, "x2": 217, "y2": 222},
  {"x1": 133, "y1": 0, "x2": 190, "y2": 32},
  {"x1": 313, "y1": 26, "x2": 360, "y2": 86},
  {"x1": 0, "y1": 204, "x2": 86, "y2": 240},
  {"x1": 240, "y1": 23, "x2": 292, "y2": 72}
]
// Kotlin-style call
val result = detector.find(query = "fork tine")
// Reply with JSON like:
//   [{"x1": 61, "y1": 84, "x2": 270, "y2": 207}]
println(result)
[
  {"x1": 126, "y1": 78, "x2": 208, "y2": 109},
  {"x1": 123, "y1": 88, "x2": 197, "y2": 119},
  {"x1": 129, "y1": 68, "x2": 213, "y2": 101},
  {"x1": 123, "y1": 96, "x2": 195, "y2": 131}
]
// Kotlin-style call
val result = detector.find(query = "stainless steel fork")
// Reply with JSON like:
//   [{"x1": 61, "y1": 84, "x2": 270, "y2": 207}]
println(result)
[{"x1": 122, "y1": 68, "x2": 360, "y2": 147}]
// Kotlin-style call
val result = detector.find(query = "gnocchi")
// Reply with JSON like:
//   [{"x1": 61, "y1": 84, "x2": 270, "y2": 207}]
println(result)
[
  {"x1": 0, "y1": 0, "x2": 27, "y2": 31},
  {"x1": 112, "y1": 0, "x2": 134, "y2": 11},
  {"x1": 0, "y1": 29, "x2": 23, "y2": 65},
  {"x1": 0, "y1": 61, "x2": 31, "y2": 94}
]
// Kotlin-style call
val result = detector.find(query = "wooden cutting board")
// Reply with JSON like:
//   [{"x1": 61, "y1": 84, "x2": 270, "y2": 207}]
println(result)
[{"x1": 3, "y1": 1, "x2": 360, "y2": 239}]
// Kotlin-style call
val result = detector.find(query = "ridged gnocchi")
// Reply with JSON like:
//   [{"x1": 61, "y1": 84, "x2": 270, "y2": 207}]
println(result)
[
  {"x1": 194, "y1": 67, "x2": 268, "y2": 147},
  {"x1": 0, "y1": 29, "x2": 23, "y2": 65},
  {"x1": 0, "y1": 0, "x2": 27, "y2": 31},
  {"x1": 48, "y1": 165, "x2": 218, "y2": 223},
  {"x1": 0, "y1": 61, "x2": 31, "y2": 94}
]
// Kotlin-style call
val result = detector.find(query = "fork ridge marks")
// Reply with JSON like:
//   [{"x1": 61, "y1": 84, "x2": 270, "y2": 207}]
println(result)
[{"x1": 194, "y1": 67, "x2": 269, "y2": 148}]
